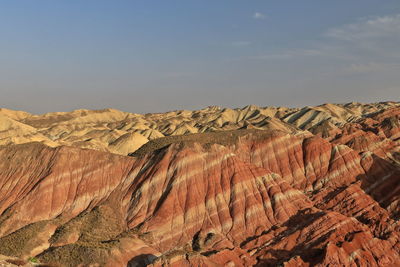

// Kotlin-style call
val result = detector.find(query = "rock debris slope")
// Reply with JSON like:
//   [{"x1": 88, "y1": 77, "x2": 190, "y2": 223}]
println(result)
[{"x1": 0, "y1": 102, "x2": 399, "y2": 266}]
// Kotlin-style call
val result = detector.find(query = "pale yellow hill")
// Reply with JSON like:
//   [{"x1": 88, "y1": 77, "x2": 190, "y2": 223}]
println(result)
[
  {"x1": 0, "y1": 114, "x2": 56, "y2": 147},
  {"x1": 1, "y1": 101, "x2": 398, "y2": 154},
  {"x1": 282, "y1": 107, "x2": 344, "y2": 130},
  {"x1": 0, "y1": 108, "x2": 31, "y2": 120},
  {"x1": 109, "y1": 132, "x2": 149, "y2": 155}
]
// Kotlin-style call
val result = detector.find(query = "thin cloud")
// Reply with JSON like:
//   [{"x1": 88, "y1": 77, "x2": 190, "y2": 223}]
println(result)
[
  {"x1": 253, "y1": 12, "x2": 266, "y2": 20},
  {"x1": 251, "y1": 13, "x2": 400, "y2": 61},
  {"x1": 326, "y1": 14, "x2": 400, "y2": 41},
  {"x1": 345, "y1": 62, "x2": 387, "y2": 73},
  {"x1": 324, "y1": 14, "x2": 400, "y2": 58},
  {"x1": 245, "y1": 49, "x2": 322, "y2": 60},
  {"x1": 344, "y1": 62, "x2": 400, "y2": 73},
  {"x1": 231, "y1": 41, "x2": 252, "y2": 47}
]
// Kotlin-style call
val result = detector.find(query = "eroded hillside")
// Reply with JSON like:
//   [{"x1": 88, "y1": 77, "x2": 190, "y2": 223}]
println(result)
[{"x1": 0, "y1": 102, "x2": 399, "y2": 266}]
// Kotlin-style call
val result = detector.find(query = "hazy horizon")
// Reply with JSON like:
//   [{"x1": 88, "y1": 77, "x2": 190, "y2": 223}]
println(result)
[
  {"x1": 2, "y1": 100, "x2": 400, "y2": 117},
  {"x1": 1, "y1": 1, "x2": 399, "y2": 114}
]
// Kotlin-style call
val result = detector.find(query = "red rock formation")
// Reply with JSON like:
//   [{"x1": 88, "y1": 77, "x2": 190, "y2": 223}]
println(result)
[{"x1": 0, "y1": 105, "x2": 399, "y2": 267}]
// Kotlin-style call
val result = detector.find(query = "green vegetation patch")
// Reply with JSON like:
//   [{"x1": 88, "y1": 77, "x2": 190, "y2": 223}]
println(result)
[
  {"x1": 50, "y1": 205, "x2": 126, "y2": 245},
  {"x1": 37, "y1": 244, "x2": 109, "y2": 267},
  {"x1": 0, "y1": 220, "x2": 49, "y2": 257},
  {"x1": 130, "y1": 129, "x2": 283, "y2": 157}
]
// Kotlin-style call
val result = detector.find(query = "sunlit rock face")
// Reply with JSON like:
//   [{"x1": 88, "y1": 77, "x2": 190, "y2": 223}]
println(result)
[
  {"x1": 0, "y1": 102, "x2": 398, "y2": 155},
  {"x1": 0, "y1": 102, "x2": 399, "y2": 266}
]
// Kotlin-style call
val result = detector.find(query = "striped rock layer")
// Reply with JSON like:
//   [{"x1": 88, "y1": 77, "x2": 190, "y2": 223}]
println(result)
[{"x1": 0, "y1": 106, "x2": 399, "y2": 266}]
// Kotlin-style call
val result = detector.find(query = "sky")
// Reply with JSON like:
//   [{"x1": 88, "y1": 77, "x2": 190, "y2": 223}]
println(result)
[{"x1": 0, "y1": 0, "x2": 399, "y2": 114}]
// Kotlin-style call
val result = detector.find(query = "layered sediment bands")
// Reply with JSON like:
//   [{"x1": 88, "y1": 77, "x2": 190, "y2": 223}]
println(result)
[
  {"x1": 360, "y1": 153, "x2": 400, "y2": 217},
  {"x1": 0, "y1": 103, "x2": 399, "y2": 266},
  {"x1": 126, "y1": 142, "x2": 313, "y2": 253},
  {"x1": 232, "y1": 133, "x2": 365, "y2": 192},
  {"x1": 0, "y1": 143, "x2": 137, "y2": 237}
]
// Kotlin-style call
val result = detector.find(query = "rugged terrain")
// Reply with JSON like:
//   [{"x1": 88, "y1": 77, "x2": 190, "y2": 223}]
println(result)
[{"x1": 0, "y1": 102, "x2": 399, "y2": 266}]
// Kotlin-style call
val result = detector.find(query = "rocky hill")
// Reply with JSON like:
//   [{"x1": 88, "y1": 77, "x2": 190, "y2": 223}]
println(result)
[
  {"x1": 0, "y1": 101, "x2": 398, "y2": 156},
  {"x1": 0, "y1": 102, "x2": 399, "y2": 266}
]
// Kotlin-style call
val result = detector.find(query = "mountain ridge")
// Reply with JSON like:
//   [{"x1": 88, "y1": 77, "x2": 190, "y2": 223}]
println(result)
[
  {"x1": 0, "y1": 101, "x2": 398, "y2": 156},
  {"x1": 0, "y1": 101, "x2": 399, "y2": 266}
]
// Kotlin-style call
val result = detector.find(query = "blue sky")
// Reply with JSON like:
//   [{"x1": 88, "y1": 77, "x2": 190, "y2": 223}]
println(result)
[{"x1": 0, "y1": 1, "x2": 399, "y2": 113}]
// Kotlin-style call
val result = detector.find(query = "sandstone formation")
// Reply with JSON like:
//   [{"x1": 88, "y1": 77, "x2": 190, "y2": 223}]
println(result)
[
  {"x1": 0, "y1": 102, "x2": 398, "y2": 155},
  {"x1": 0, "y1": 102, "x2": 399, "y2": 266}
]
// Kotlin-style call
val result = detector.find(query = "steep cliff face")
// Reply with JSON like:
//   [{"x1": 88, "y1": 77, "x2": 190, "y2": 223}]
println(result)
[{"x1": 0, "y1": 103, "x2": 399, "y2": 266}]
